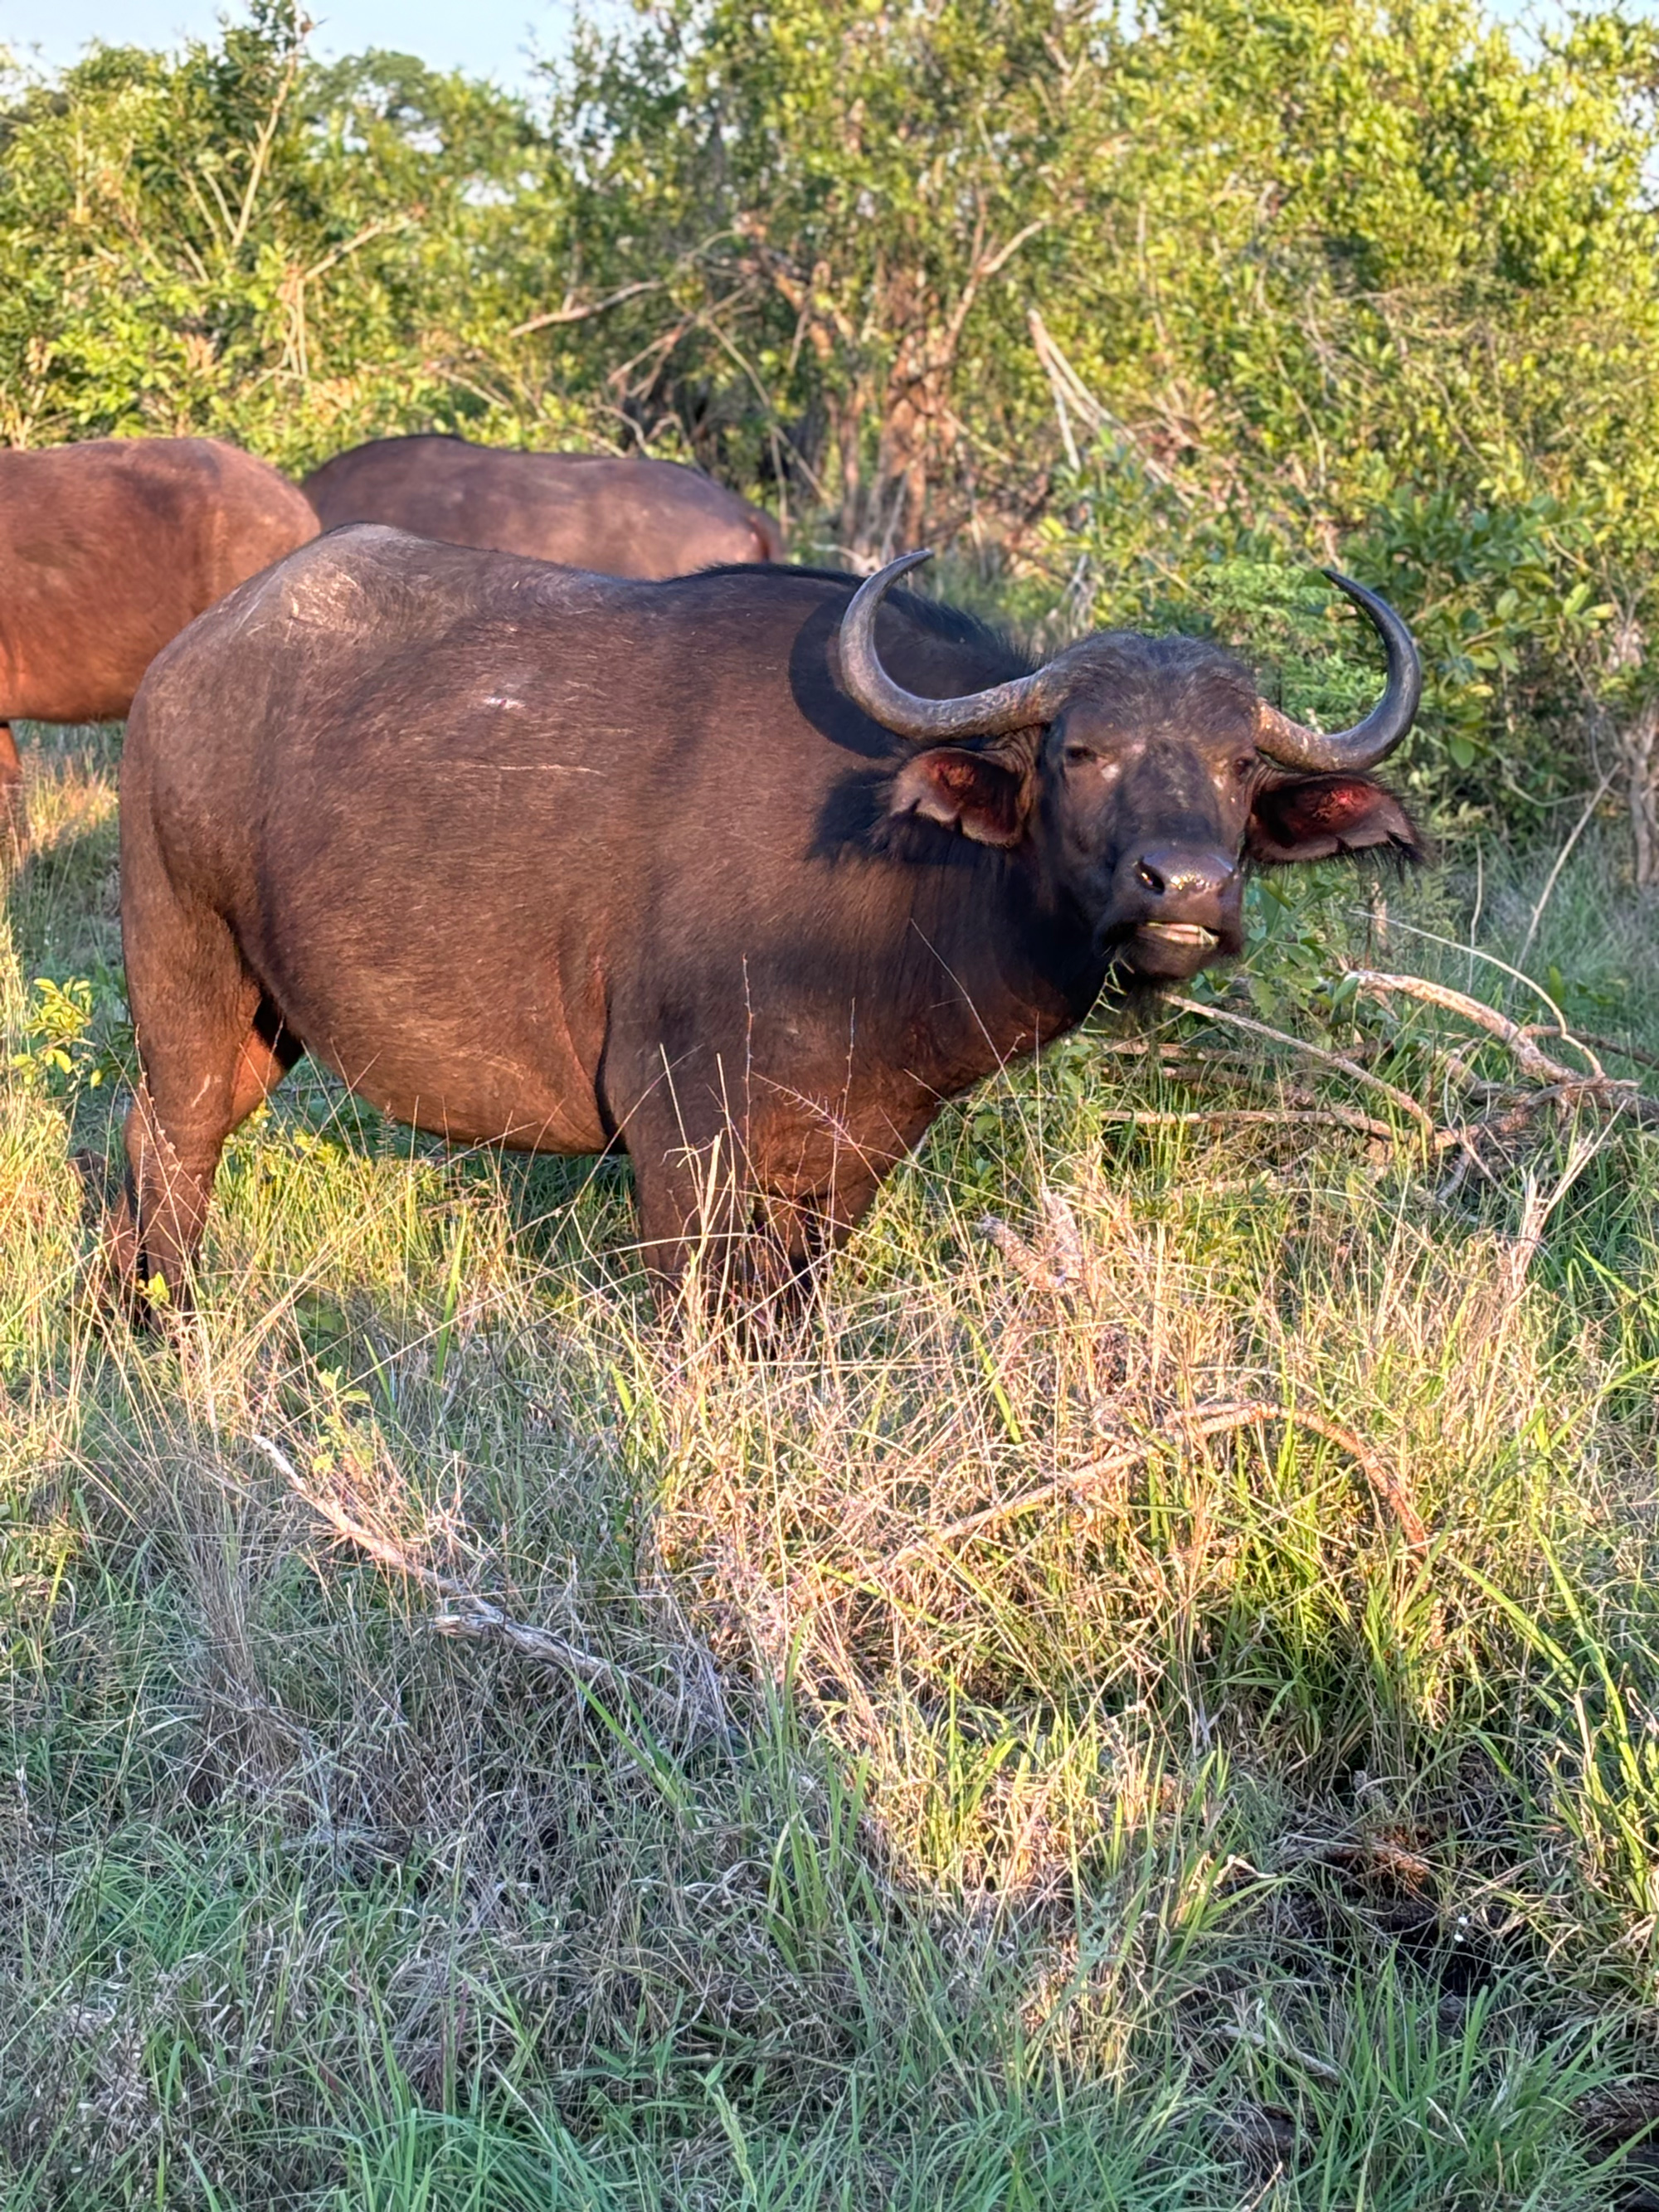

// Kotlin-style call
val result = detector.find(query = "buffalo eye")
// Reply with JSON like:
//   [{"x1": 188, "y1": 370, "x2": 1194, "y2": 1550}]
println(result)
[
  {"x1": 1063, "y1": 742, "x2": 1096, "y2": 766},
  {"x1": 1232, "y1": 755, "x2": 1256, "y2": 780}
]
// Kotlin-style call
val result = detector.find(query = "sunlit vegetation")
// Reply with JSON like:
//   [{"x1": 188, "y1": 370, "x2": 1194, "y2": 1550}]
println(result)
[{"x1": 5, "y1": 0, "x2": 1659, "y2": 2201}]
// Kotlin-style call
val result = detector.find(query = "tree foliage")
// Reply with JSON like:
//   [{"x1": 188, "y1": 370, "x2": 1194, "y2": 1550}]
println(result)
[
  {"x1": 0, "y1": 2, "x2": 571, "y2": 461},
  {"x1": 2, "y1": 0, "x2": 1657, "y2": 827}
]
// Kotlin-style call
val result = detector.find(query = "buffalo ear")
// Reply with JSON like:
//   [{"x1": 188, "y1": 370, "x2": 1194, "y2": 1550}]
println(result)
[
  {"x1": 889, "y1": 745, "x2": 1031, "y2": 848},
  {"x1": 1249, "y1": 772, "x2": 1425, "y2": 865}
]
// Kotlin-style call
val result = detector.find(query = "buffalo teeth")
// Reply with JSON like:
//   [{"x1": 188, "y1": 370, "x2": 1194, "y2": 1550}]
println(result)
[{"x1": 1141, "y1": 922, "x2": 1218, "y2": 949}]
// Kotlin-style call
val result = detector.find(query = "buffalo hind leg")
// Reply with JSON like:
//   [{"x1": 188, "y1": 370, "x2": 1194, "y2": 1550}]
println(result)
[
  {"x1": 0, "y1": 722, "x2": 25, "y2": 865},
  {"x1": 105, "y1": 989, "x2": 300, "y2": 1314}
]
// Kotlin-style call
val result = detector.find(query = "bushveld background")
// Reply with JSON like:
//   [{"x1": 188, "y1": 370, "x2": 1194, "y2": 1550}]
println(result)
[{"x1": 7, "y1": 1, "x2": 1659, "y2": 2203}]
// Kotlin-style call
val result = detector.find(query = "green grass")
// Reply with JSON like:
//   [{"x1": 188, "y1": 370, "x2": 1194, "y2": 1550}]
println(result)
[{"x1": 4, "y1": 720, "x2": 1659, "y2": 2207}]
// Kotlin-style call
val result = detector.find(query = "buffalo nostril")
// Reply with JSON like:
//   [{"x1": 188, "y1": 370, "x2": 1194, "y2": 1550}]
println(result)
[{"x1": 1132, "y1": 845, "x2": 1238, "y2": 902}]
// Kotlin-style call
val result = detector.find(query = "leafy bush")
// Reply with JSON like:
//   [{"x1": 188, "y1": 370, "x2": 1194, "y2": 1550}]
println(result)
[{"x1": 2, "y1": 0, "x2": 1657, "y2": 829}]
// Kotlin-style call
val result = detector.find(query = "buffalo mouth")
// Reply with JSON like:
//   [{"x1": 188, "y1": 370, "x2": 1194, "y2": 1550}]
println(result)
[{"x1": 1107, "y1": 916, "x2": 1237, "y2": 982}]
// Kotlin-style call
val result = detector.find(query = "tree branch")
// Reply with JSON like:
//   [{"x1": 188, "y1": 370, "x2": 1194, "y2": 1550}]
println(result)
[
  {"x1": 228, "y1": 45, "x2": 302, "y2": 256},
  {"x1": 509, "y1": 280, "x2": 666, "y2": 338}
]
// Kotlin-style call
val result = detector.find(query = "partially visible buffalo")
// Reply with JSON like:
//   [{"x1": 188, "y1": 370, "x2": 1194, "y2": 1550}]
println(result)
[
  {"x1": 300, "y1": 434, "x2": 785, "y2": 575},
  {"x1": 0, "y1": 436, "x2": 319, "y2": 846},
  {"x1": 109, "y1": 529, "x2": 1422, "y2": 1312}
]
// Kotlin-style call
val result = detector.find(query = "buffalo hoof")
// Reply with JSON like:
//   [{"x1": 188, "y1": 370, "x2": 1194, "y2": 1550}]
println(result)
[{"x1": 95, "y1": 1198, "x2": 192, "y2": 1334}]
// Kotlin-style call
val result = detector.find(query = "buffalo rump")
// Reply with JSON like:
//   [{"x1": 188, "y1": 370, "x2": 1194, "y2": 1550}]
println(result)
[{"x1": 0, "y1": 435, "x2": 318, "y2": 848}]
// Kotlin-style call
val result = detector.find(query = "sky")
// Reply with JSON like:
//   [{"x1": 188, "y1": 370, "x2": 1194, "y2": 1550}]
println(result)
[
  {"x1": 0, "y1": 0, "x2": 582, "y2": 87},
  {"x1": 2, "y1": 0, "x2": 1642, "y2": 93}
]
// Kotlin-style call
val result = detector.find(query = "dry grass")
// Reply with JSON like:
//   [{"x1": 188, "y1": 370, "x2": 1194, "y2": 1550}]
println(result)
[{"x1": 4, "y1": 722, "x2": 1659, "y2": 2207}]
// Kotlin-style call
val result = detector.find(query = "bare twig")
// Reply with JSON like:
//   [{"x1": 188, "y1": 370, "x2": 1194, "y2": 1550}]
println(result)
[
  {"x1": 1028, "y1": 306, "x2": 1194, "y2": 500},
  {"x1": 282, "y1": 213, "x2": 421, "y2": 382},
  {"x1": 1167, "y1": 996, "x2": 1437, "y2": 1140},
  {"x1": 1095, "y1": 1038, "x2": 1196, "y2": 1060},
  {"x1": 1041, "y1": 1189, "x2": 1085, "y2": 1284},
  {"x1": 940, "y1": 218, "x2": 1049, "y2": 362},
  {"x1": 975, "y1": 1190, "x2": 1087, "y2": 1296},
  {"x1": 884, "y1": 1398, "x2": 1425, "y2": 1570},
  {"x1": 977, "y1": 1213, "x2": 1060, "y2": 1293},
  {"x1": 1348, "y1": 918, "x2": 1576, "y2": 1033},
  {"x1": 1530, "y1": 1026, "x2": 1659, "y2": 1078},
  {"x1": 251, "y1": 1433, "x2": 652, "y2": 1703},
  {"x1": 1501, "y1": 1126, "x2": 1610, "y2": 1303},
  {"x1": 300, "y1": 212, "x2": 418, "y2": 286},
  {"x1": 228, "y1": 44, "x2": 302, "y2": 255}
]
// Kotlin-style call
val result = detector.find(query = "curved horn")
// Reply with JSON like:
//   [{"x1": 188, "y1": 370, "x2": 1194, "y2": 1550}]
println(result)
[
  {"x1": 839, "y1": 550, "x2": 1069, "y2": 741},
  {"x1": 1255, "y1": 571, "x2": 1423, "y2": 772}
]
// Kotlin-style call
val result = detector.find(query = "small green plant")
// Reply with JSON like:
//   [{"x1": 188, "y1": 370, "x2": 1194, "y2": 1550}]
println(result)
[{"x1": 9, "y1": 974, "x2": 103, "y2": 1095}]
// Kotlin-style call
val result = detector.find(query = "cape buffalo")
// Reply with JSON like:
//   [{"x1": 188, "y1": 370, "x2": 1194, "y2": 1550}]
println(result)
[
  {"x1": 300, "y1": 434, "x2": 785, "y2": 576},
  {"x1": 109, "y1": 531, "x2": 1421, "y2": 1310},
  {"x1": 0, "y1": 435, "x2": 319, "y2": 849}
]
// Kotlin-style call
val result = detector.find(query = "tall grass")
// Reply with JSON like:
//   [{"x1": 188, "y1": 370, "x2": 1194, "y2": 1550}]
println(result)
[{"x1": 3, "y1": 721, "x2": 1658, "y2": 2207}]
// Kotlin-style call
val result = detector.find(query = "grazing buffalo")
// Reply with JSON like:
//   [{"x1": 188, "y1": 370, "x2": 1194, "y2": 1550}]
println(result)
[
  {"x1": 0, "y1": 437, "x2": 319, "y2": 845},
  {"x1": 109, "y1": 531, "x2": 1421, "y2": 1309},
  {"x1": 300, "y1": 434, "x2": 785, "y2": 576}
]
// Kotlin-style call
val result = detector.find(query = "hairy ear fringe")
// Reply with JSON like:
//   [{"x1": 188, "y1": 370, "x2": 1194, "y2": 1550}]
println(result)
[{"x1": 1248, "y1": 773, "x2": 1427, "y2": 868}]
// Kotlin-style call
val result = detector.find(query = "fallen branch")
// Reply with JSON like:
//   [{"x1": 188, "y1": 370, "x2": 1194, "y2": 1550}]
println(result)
[
  {"x1": 1346, "y1": 970, "x2": 1618, "y2": 1089},
  {"x1": 251, "y1": 1432, "x2": 653, "y2": 1704},
  {"x1": 1501, "y1": 1126, "x2": 1610, "y2": 1303},
  {"x1": 1095, "y1": 1038, "x2": 1196, "y2": 1060},
  {"x1": 1166, "y1": 996, "x2": 1437, "y2": 1141},
  {"x1": 885, "y1": 1398, "x2": 1425, "y2": 1570},
  {"x1": 976, "y1": 1193, "x2": 1087, "y2": 1294}
]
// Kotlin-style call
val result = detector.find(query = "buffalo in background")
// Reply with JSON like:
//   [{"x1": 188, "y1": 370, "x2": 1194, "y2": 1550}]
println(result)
[
  {"x1": 0, "y1": 436, "x2": 319, "y2": 849},
  {"x1": 301, "y1": 434, "x2": 786, "y2": 575},
  {"x1": 109, "y1": 527, "x2": 1422, "y2": 1313}
]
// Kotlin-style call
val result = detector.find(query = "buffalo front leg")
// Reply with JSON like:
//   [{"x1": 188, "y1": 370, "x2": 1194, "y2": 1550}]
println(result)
[
  {"x1": 627, "y1": 1101, "x2": 888, "y2": 1321},
  {"x1": 628, "y1": 1114, "x2": 754, "y2": 1314}
]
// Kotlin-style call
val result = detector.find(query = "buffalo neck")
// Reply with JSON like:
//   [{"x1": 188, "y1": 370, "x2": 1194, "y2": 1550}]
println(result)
[{"x1": 893, "y1": 838, "x2": 1109, "y2": 1097}]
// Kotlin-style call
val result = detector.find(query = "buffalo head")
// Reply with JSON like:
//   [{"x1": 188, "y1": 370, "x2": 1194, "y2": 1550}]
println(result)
[{"x1": 841, "y1": 552, "x2": 1423, "y2": 984}]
